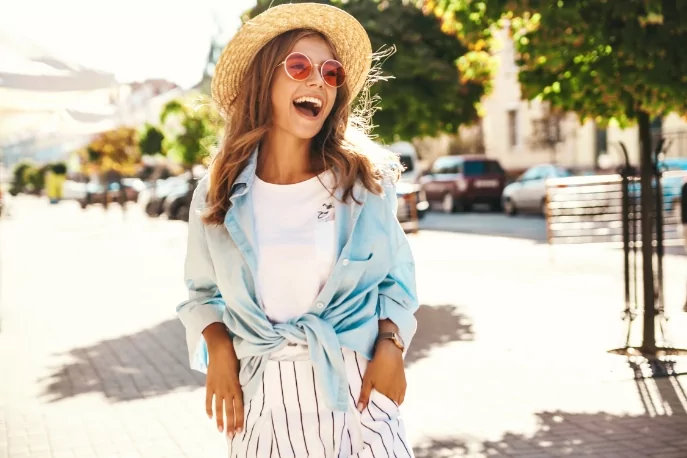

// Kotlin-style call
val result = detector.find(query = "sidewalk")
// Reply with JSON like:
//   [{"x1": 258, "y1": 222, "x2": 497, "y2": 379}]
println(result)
[{"x1": 1, "y1": 198, "x2": 686, "y2": 458}]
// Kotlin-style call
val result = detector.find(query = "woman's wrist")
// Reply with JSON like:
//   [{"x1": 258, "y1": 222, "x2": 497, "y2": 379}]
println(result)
[
  {"x1": 378, "y1": 318, "x2": 399, "y2": 334},
  {"x1": 202, "y1": 322, "x2": 232, "y2": 350}
]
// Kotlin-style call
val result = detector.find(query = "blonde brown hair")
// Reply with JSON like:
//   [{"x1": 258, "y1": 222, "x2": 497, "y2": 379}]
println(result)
[{"x1": 202, "y1": 28, "x2": 397, "y2": 226}]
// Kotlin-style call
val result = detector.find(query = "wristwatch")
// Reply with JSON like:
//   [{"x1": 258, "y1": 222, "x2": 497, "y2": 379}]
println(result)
[{"x1": 377, "y1": 332, "x2": 405, "y2": 352}]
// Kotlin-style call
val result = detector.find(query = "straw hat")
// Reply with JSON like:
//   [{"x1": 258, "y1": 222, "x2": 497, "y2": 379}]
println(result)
[{"x1": 211, "y1": 3, "x2": 372, "y2": 118}]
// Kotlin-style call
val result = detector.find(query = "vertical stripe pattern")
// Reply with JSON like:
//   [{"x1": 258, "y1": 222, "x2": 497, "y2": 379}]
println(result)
[{"x1": 226, "y1": 349, "x2": 414, "y2": 458}]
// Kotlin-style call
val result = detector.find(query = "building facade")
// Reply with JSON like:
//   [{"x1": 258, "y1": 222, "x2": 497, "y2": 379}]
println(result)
[{"x1": 480, "y1": 28, "x2": 687, "y2": 173}]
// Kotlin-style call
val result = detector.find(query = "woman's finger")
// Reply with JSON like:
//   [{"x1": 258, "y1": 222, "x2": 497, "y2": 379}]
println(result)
[
  {"x1": 234, "y1": 395, "x2": 245, "y2": 434},
  {"x1": 224, "y1": 393, "x2": 234, "y2": 438},
  {"x1": 205, "y1": 386, "x2": 214, "y2": 419},
  {"x1": 215, "y1": 394, "x2": 224, "y2": 433},
  {"x1": 357, "y1": 377, "x2": 373, "y2": 412}
]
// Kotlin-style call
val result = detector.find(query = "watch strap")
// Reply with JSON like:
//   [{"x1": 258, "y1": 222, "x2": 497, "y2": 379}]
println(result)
[{"x1": 377, "y1": 332, "x2": 405, "y2": 351}]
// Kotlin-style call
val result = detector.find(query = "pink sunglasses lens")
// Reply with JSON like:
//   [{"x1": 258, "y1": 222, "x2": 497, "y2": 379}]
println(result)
[
  {"x1": 284, "y1": 53, "x2": 312, "y2": 81},
  {"x1": 322, "y1": 60, "x2": 345, "y2": 87}
]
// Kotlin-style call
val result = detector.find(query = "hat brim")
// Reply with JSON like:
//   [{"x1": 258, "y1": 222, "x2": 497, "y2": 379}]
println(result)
[{"x1": 211, "y1": 3, "x2": 372, "y2": 118}]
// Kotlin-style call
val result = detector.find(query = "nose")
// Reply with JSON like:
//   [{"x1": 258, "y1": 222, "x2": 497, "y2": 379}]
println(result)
[{"x1": 306, "y1": 65, "x2": 324, "y2": 88}]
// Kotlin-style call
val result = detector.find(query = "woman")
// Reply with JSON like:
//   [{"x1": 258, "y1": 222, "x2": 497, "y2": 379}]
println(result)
[{"x1": 177, "y1": 3, "x2": 418, "y2": 457}]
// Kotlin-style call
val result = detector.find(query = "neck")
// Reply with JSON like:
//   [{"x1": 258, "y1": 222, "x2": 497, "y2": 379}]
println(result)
[{"x1": 257, "y1": 130, "x2": 317, "y2": 184}]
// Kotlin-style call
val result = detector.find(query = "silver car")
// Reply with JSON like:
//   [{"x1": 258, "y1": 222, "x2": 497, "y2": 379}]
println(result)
[{"x1": 502, "y1": 164, "x2": 573, "y2": 216}]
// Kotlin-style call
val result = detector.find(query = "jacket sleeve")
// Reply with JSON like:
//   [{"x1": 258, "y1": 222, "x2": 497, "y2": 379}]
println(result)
[
  {"x1": 176, "y1": 180, "x2": 226, "y2": 373},
  {"x1": 377, "y1": 183, "x2": 419, "y2": 352}
]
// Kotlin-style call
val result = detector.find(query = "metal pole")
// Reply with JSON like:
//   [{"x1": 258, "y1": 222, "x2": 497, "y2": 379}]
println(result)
[
  {"x1": 652, "y1": 139, "x2": 667, "y2": 342},
  {"x1": 619, "y1": 143, "x2": 632, "y2": 345},
  {"x1": 638, "y1": 111, "x2": 657, "y2": 353},
  {"x1": 617, "y1": 142, "x2": 637, "y2": 347}
]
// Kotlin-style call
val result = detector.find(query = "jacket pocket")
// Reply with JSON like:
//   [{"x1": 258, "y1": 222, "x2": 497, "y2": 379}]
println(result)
[{"x1": 335, "y1": 253, "x2": 374, "y2": 300}]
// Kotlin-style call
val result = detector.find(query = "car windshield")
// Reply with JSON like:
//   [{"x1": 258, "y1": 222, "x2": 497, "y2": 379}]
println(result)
[
  {"x1": 398, "y1": 155, "x2": 414, "y2": 173},
  {"x1": 464, "y1": 161, "x2": 503, "y2": 176},
  {"x1": 554, "y1": 167, "x2": 574, "y2": 177}
]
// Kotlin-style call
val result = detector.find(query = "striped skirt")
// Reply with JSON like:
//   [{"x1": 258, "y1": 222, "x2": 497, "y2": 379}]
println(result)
[{"x1": 227, "y1": 347, "x2": 414, "y2": 458}]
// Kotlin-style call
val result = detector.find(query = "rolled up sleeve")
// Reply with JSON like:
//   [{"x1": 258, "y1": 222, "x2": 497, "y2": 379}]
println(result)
[
  {"x1": 377, "y1": 183, "x2": 419, "y2": 350},
  {"x1": 176, "y1": 181, "x2": 226, "y2": 373}
]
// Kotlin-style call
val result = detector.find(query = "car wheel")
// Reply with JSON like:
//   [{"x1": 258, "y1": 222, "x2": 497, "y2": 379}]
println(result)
[
  {"x1": 504, "y1": 198, "x2": 517, "y2": 216},
  {"x1": 441, "y1": 193, "x2": 455, "y2": 214}
]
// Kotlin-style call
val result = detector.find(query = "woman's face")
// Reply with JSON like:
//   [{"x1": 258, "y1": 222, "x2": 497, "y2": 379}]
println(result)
[{"x1": 270, "y1": 36, "x2": 339, "y2": 141}]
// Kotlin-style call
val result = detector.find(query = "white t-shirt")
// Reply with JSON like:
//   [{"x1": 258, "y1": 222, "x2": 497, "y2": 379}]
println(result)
[{"x1": 251, "y1": 172, "x2": 338, "y2": 323}]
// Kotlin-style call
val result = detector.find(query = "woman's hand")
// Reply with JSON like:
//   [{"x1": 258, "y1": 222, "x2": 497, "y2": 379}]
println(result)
[
  {"x1": 203, "y1": 323, "x2": 243, "y2": 438},
  {"x1": 357, "y1": 339, "x2": 406, "y2": 412}
]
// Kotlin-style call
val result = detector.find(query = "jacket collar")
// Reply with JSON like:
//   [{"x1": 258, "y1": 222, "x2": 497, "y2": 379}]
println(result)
[{"x1": 228, "y1": 145, "x2": 260, "y2": 201}]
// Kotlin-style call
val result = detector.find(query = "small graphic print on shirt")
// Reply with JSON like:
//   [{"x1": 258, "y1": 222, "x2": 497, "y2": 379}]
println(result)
[{"x1": 317, "y1": 201, "x2": 335, "y2": 222}]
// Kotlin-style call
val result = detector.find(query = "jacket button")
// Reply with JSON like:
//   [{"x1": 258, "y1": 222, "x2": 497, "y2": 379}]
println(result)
[
  {"x1": 342, "y1": 259, "x2": 349, "y2": 266},
  {"x1": 316, "y1": 302, "x2": 325, "y2": 309}
]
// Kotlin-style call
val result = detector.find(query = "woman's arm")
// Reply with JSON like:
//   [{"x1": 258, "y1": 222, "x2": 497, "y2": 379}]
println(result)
[
  {"x1": 358, "y1": 182, "x2": 420, "y2": 410},
  {"x1": 376, "y1": 186, "x2": 419, "y2": 350},
  {"x1": 176, "y1": 180, "x2": 230, "y2": 372}
]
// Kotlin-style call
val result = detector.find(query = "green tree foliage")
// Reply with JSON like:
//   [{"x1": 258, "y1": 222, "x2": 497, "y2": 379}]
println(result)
[
  {"x1": 138, "y1": 124, "x2": 166, "y2": 157},
  {"x1": 430, "y1": 0, "x2": 687, "y2": 127},
  {"x1": 160, "y1": 94, "x2": 223, "y2": 170},
  {"x1": 245, "y1": 0, "x2": 491, "y2": 143}
]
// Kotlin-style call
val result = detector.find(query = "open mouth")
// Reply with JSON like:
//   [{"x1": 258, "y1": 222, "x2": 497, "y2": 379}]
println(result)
[{"x1": 293, "y1": 96, "x2": 323, "y2": 118}]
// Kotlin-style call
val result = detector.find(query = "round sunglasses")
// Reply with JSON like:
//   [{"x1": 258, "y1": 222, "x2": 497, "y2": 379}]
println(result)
[{"x1": 276, "y1": 52, "x2": 346, "y2": 88}]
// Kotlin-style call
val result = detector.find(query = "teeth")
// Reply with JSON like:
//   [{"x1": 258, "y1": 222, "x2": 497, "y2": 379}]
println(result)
[{"x1": 293, "y1": 96, "x2": 322, "y2": 107}]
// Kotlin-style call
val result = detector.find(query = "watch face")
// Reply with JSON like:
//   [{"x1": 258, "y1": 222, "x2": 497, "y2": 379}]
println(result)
[{"x1": 393, "y1": 334, "x2": 404, "y2": 349}]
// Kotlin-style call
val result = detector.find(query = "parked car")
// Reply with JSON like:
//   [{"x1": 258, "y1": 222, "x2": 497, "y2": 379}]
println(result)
[
  {"x1": 395, "y1": 181, "x2": 429, "y2": 232},
  {"x1": 142, "y1": 175, "x2": 190, "y2": 217},
  {"x1": 163, "y1": 178, "x2": 200, "y2": 222},
  {"x1": 387, "y1": 141, "x2": 421, "y2": 184},
  {"x1": 502, "y1": 164, "x2": 573, "y2": 216},
  {"x1": 420, "y1": 155, "x2": 506, "y2": 213},
  {"x1": 657, "y1": 157, "x2": 687, "y2": 214}
]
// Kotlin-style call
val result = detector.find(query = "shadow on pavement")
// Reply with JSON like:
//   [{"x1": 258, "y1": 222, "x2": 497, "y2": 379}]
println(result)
[
  {"x1": 413, "y1": 363, "x2": 687, "y2": 457},
  {"x1": 406, "y1": 304, "x2": 474, "y2": 367},
  {"x1": 40, "y1": 304, "x2": 475, "y2": 402},
  {"x1": 40, "y1": 319, "x2": 205, "y2": 403}
]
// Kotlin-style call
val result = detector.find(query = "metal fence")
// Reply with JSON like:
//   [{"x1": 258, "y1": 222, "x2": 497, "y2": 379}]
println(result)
[{"x1": 545, "y1": 171, "x2": 687, "y2": 247}]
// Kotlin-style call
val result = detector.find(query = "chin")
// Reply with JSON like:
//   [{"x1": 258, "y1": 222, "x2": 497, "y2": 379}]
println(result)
[
  {"x1": 290, "y1": 125, "x2": 325, "y2": 140},
  {"x1": 288, "y1": 116, "x2": 328, "y2": 140}
]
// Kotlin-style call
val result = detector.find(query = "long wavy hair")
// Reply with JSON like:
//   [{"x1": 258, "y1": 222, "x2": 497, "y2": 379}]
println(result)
[{"x1": 202, "y1": 28, "x2": 398, "y2": 226}]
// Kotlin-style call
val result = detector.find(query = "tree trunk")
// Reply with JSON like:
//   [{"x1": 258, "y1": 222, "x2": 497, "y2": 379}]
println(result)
[{"x1": 637, "y1": 110, "x2": 657, "y2": 353}]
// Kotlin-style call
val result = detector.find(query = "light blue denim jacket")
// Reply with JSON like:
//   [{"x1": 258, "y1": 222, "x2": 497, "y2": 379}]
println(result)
[{"x1": 177, "y1": 149, "x2": 418, "y2": 412}]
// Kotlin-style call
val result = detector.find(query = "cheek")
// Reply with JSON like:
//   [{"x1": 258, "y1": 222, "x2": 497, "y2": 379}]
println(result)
[
  {"x1": 270, "y1": 86, "x2": 290, "y2": 118},
  {"x1": 325, "y1": 88, "x2": 338, "y2": 115}
]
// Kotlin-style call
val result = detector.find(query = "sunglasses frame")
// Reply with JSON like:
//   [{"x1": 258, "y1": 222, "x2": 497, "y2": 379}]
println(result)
[{"x1": 276, "y1": 52, "x2": 345, "y2": 88}]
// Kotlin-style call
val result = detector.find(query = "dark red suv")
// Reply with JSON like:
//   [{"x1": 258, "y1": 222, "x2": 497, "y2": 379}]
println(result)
[{"x1": 420, "y1": 155, "x2": 506, "y2": 213}]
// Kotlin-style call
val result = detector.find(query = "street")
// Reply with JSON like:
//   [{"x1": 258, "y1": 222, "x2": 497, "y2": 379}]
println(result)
[
  {"x1": 419, "y1": 210, "x2": 548, "y2": 243},
  {"x1": 1, "y1": 196, "x2": 687, "y2": 458}
]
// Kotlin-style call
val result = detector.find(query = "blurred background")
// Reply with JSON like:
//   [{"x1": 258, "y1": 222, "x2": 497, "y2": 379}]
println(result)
[{"x1": 2, "y1": 1, "x2": 687, "y2": 457}]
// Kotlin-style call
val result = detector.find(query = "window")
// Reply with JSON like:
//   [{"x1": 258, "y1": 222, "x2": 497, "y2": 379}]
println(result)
[
  {"x1": 553, "y1": 166, "x2": 573, "y2": 178},
  {"x1": 507, "y1": 109, "x2": 519, "y2": 149},
  {"x1": 432, "y1": 157, "x2": 462, "y2": 174},
  {"x1": 398, "y1": 155, "x2": 414, "y2": 172},
  {"x1": 594, "y1": 124, "x2": 607, "y2": 160},
  {"x1": 463, "y1": 161, "x2": 485, "y2": 176},
  {"x1": 520, "y1": 166, "x2": 541, "y2": 181},
  {"x1": 463, "y1": 160, "x2": 504, "y2": 176},
  {"x1": 486, "y1": 161, "x2": 505, "y2": 174}
]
